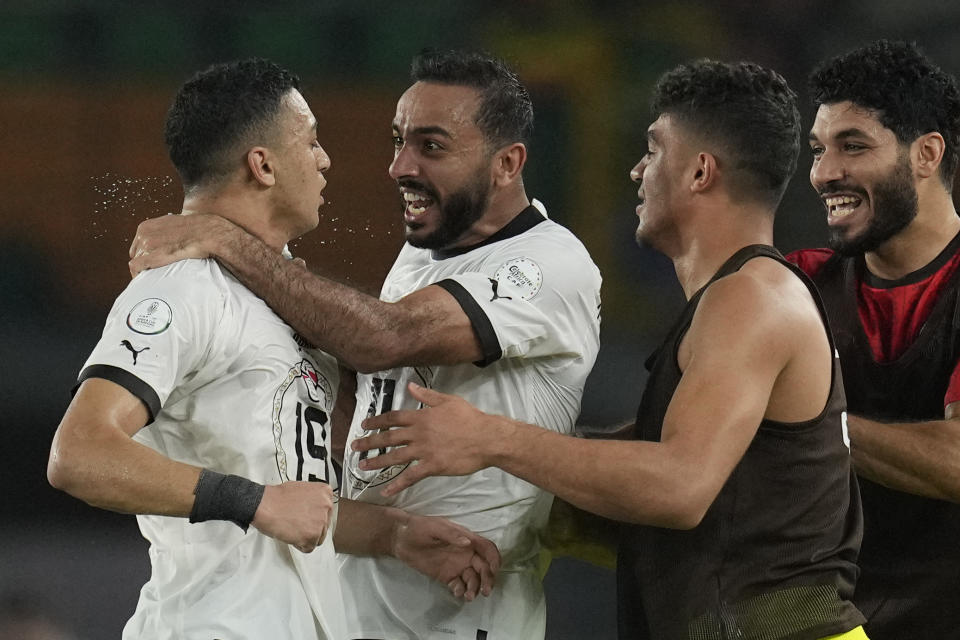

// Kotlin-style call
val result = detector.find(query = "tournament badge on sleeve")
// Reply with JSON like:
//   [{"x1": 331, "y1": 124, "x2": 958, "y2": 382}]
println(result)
[{"x1": 126, "y1": 298, "x2": 173, "y2": 335}]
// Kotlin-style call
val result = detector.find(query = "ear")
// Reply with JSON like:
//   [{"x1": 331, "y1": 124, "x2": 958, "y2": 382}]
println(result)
[
  {"x1": 690, "y1": 152, "x2": 718, "y2": 194},
  {"x1": 247, "y1": 147, "x2": 276, "y2": 187},
  {"x1": 913, "y1": 132, "x2": 945, "y2": 180},
  {"x1": 491, "y1": 143, "x2": 528, "y2": 187}
]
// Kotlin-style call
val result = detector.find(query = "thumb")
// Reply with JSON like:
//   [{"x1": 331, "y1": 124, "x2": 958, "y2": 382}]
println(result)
[
  {"x1": 407, "y1": 382, "x2": 447, "y2": 407},
  {"x1": 291, "y1": 257, "x2": 307, "y2": 269}
]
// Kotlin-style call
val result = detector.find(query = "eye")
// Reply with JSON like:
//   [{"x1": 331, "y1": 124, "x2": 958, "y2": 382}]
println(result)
[
  {"x1": 843, "y1": 143, "x2": 865, "y2": 152},
  {"x1": 809, "y1": 145, "x2": 824, "y2": 158},
  {"x1": 392, "y1": 135, "x2": 403, "y2": 149},
  {"x1": 423, "y1": 140, "x2": 443, "y2": 152}
]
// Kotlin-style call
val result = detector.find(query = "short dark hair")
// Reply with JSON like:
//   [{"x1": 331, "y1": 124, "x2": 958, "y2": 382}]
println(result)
[
  {"x1": 809, "y1": 40, "x2": 960, "y2": 190},
  {"x1": 165, "y1": 58, "x2": 301, "y2": 188},
  {"x1": 411, "y1": 49, "x2": 534, "y2": 149},
  {"x1": 651, "y1": 59, "x2": 801, "y2": 208}
]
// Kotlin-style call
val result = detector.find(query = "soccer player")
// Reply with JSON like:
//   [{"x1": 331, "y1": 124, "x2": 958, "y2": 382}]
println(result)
[
  {"x1": 48, "y1": 58, "x2": 498, "y2": 640},
  {"x1": 791, "y1": 40, "x2": 960, "y2": 638},
  {"x1": 355, "y1": 60, "x2": 868, "y2": 640},
  {"x1": 128, "y1": 50, "x2": 602, "y2": 640}
]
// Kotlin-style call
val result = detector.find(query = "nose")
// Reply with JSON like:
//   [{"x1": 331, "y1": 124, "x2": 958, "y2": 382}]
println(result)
[
  {"x1": 810, "y1": 148, "x2": 844, "y2": 189},
  {"x1": 630, "y1": 159, "x2": 646, "y2": 183},
  {"x1": 388, "y1": 143, "x2": 418, "y2": 180},
  {"x1": 316, "y1": 145, "x2": 331, "y2": 173}
]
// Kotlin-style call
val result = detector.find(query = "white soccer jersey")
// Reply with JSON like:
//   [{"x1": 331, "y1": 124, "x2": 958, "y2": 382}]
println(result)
[
  {"x1": 77, "y1": 259, "x2": 346, "y2": 640},
  {"x1": 340, "y1": 201, "x2": 602, "y2": 640}
]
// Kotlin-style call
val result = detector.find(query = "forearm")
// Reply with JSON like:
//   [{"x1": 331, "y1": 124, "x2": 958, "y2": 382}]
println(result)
[
  {"x1": 333, "y1": 499, "x2": 406, "y2": 557},
  {"x1": 49, "y1": 425, "x2": 200, "y2": 516},
  {"x1": 211, "y1": 226, "x2": 461, "y2": 371},
  {"x1": 849, "y1": 414, "x2": 960, "y2": 502},
  {"x1": 487, "y1": 416, "x2": 705, "y2": 528}
]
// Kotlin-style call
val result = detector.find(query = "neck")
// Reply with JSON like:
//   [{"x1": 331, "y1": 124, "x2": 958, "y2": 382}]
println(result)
[
  {"x1": 865, "y1": 187, "x2": 960, "y2": 280},
  {"x1": 669, "y1": 201, "x2": 775, "y2": 299},
  {"x1": 182, "y1": 185, "x2": 288, "y2": 253}
]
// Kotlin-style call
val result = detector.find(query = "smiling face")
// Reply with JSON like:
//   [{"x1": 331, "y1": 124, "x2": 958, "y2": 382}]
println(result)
[
  {"x1": 809, "y1": 101, "x2": 918, "y2": 255},
  {"x1": 630, "y1": 114, "x2": 693, "y2": 252},
  {"x1": 388, "y1": 81, "x2": 494, "y2": 250}
]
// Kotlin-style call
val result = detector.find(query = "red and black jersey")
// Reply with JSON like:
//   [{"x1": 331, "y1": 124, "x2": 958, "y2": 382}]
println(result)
[
  {"x1": 788, "y1": 232, "x2": 960, "y2": 639},
  {"x1": 619, "y1": 245, "x2": 864, "y2": 640}
]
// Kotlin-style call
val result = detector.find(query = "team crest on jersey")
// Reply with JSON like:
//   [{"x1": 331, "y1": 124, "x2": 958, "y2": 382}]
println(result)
[
  {"x1": 492, "y1": 257, "x2": 543, "y2": 301},
  {"x1": 272, "y1": 358, "x2": 335, "y2": 485},
  {"x1": 126, "y1": 298, "x2": 172, "y2": 335}
]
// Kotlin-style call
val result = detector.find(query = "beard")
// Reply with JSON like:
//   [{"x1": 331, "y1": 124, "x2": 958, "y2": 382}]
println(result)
[
  {"x1": 401, "y1": 168, "x2": 491, "y2": 250},
  {"x1": 827, "y1": 152, "x2": 918, "y2": 256}
]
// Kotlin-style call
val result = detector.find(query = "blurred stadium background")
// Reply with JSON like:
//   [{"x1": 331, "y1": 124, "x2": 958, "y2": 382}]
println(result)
[{"x1": 2, "y1": 1, "x2": 960, "y2": 637}]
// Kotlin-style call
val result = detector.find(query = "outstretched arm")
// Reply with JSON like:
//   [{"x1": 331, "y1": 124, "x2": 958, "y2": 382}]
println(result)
[
  {"x1": 128, "y1": 214, "x2": 481, "y2": 372},
  {"x1": 334, "y1": 499, "x2": 501, "y2": 600},
  {"x1": 49, "y1": 378, "x2": 334, "y2": 552},
  {"x1": 848, "y1": 404, "x2": 960, "y2": 502},
  {"x1": 356, "y1": 272, "x2": 795, "y2": 528}
]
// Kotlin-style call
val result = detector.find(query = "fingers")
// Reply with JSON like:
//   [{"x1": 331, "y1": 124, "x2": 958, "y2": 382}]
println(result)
[
  {"x1": 447, "y1": 576, "x2": 466, "y2": 599},
  {"x1": 460, "y1": 566, "x2": 480, "y2": 601},
  {"x1": 379, "y1": 464, "x2": 431, "y2": 497},
  {"x1": 406, "y1": 382, "x2": 448, "y2": 406},
  {"x1": 355, "y1": 444, "x2": 415, "y2": 470},
  {"x1": 353, "y1": 428, "x2": 409, "y2": 451},
  {"x1": 361, "y1": 410, "x2": 416, "y2": 431},
  {"x1": 472, "y1": 550, "x2": 496, "y2": 597}
]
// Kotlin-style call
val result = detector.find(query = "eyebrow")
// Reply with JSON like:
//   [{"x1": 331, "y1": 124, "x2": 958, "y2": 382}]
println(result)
[
  {"x1": 808, "y1": 127, "x2": 873, "y2": 142},
  {"x1": 392, "y1": 124, "x2": 454, "y2": 139}
]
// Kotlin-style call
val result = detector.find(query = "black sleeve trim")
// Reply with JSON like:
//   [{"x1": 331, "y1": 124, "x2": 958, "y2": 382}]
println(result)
[
  {"x1": 435, "y1": 279, "x2": 502, "y2": 367},
  {"x1": 75, "y1": 364, "x2": 162, "y2": 423}
]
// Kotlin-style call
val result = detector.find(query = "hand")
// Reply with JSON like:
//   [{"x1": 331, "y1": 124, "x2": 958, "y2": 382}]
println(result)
[
  {"x1": 128, "y1": 213, "x2": 237, "y2": 276},
  {"x1": 352, "y1": 383, "x2": 498, "y2": 496},
  {"x1": 392, "y1": 512, "x2": 501, "y2": 601},
  {"x1": 252, "y1": 481, "x2": 334, "y2": 554}
]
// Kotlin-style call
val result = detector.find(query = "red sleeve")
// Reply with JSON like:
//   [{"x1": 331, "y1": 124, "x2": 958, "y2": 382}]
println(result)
[
  {"x1": 785, "y1": 248, "x2": 836, "y2": 279},
  {"x1": 945, "y1": 360, "x2": 960, "y2": 409}
]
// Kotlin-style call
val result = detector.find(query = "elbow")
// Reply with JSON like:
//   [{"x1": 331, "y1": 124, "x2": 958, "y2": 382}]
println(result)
[
  {"x1": 643, "y1": 486, "x2": 712, "y2": 530},
  {"x1": 46, "y1": 432, "x2": 93, "y2": 501},
  {"x1": 46, "y1": 447, "x2": 78, "y2": 495}
]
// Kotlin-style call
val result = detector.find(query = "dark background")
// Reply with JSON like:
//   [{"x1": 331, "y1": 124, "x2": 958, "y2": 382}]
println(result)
[{"x1": 3, "y1": 1, "x2": 960, "y2": 637}]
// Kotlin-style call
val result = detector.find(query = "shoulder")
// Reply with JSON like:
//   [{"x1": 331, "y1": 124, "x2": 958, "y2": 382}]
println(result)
[
  {"x1": 692, "y1": 260, "x2": 808, "y2": 351},
  {"x1": 123, "y1": 259, "x2": 228, "y2": 320},
  {"x1": 784, "y1": 247, "x2": 836, "y2": 278}
]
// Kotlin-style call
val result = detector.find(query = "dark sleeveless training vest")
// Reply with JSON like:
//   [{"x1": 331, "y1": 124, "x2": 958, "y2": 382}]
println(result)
[
  {"x1": 811, "y1": 233, "x2": 960, "y2": 640},
  {"x1": 618, "y1": 245, "x2": 864, "y2": 640}
]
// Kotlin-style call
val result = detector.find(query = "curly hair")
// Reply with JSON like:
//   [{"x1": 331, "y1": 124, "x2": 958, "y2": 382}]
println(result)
[
  {"x1": 651, "y1": 59, "x2": 801, "y2": 208},
  {"x1": 411, "y1": 49, "x2": 533, "y2": 150},
  {"x1": 809, "y1": 40, "x2": 960, "y2": 190},
  {"x1": 165, "y1": 58, "x2": 301, "y2": 189}
]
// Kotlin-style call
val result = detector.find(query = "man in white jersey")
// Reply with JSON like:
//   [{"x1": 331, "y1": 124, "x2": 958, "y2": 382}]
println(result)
[
  {"x1": 128, "y1": 50, "x2": 602, "y2": 639},
  {"x1": 48, "y1": 58, "x2": 499, "y2": 640}
]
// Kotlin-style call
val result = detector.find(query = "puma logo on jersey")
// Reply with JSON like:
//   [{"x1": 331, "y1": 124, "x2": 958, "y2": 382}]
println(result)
[
  {"x1": 488, "y1": 278, "x2": 512, "y2": 302},
  {"x1": 120, "y1": 340, "x2": 150, "y2": 365}
]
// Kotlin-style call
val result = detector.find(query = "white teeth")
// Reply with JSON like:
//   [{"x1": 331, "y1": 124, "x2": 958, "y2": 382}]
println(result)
[
  {"x1": 824, "y1": 194, "x2": 861, "y2": 217},
  {"x1": 403, "y1": 192, "x2": 419, "y2": 202},
  {"x1": 408, "y1": 204, "x2": 426, "y2": 215},
  {"x1": 824, "y1": 195, "x2": 859, "y2": 206}
]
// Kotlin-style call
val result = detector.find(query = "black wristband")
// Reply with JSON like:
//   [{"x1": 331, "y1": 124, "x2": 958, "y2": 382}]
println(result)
[{"x1": 189, "y1": 469, "x2": 266, "y2": 532}]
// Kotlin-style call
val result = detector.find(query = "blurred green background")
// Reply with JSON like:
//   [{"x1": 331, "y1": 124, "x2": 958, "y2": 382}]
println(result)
[{"x1": 2, "y1": 1, "x2": 959, "y2": 637}]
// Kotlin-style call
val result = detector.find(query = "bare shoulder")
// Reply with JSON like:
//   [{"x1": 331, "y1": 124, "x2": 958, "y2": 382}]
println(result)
[{"x1": 683, "y1": 259, "x2": 817, "y2": 368}]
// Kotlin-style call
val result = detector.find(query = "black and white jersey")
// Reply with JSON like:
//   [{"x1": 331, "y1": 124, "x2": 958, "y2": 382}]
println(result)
[
  {"x1": 340, "y1": 202, "x2": 602, "y2": 640},
  {"x1": 78, "y1": 258, "x2": 344, "y2": 640}
]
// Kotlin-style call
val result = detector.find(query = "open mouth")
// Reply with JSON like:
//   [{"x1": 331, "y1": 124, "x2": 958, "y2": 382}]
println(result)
[
  {"x1": 401, "y1": 189, "x2": 435, "y2": 218},
  {"x1": 823, "y1": 194, "x2": 862, "y2": 218}
]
